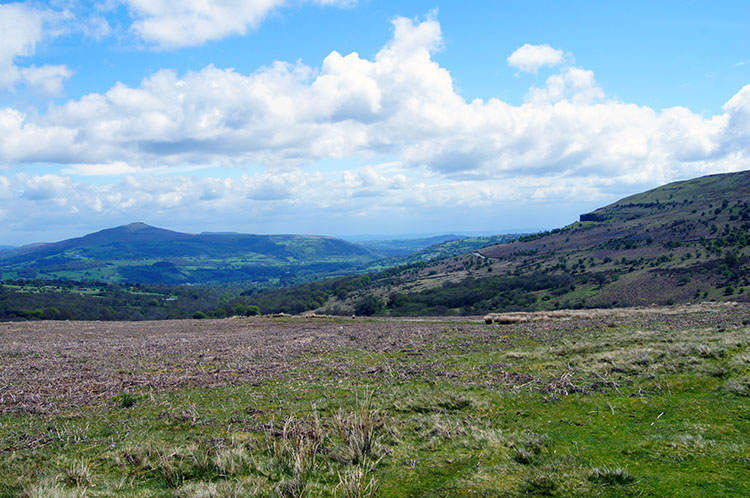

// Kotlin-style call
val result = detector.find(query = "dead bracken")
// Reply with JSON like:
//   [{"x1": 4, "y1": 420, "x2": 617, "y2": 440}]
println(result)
[{"x1": 0, "y1": 302, "x2": 747, "y2": 415}]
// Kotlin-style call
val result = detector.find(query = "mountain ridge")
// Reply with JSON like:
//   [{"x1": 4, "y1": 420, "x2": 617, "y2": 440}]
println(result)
[
  {"x1": 275, "y1": 170, "x2": 750, "y2": 316},
  {"x1": 0, "y1": 223, "x2": 381, "y2": 285}
]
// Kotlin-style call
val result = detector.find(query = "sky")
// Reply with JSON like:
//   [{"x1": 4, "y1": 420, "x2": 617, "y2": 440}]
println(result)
[{"x1": 1, "y1": 1, "x2": 749, "y2": 245}]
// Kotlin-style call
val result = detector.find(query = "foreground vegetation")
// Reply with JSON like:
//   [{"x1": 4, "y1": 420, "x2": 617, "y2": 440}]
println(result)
[{"x1": 1, "y1": 304, "x2": 748, "y2": 496}]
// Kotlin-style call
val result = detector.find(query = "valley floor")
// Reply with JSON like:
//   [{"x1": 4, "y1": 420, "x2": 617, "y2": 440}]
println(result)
[{"x1": 1, "y1": 304, "x2": 749, "y2": 496}]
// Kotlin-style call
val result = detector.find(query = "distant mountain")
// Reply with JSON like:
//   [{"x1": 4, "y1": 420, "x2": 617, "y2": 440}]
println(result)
[
  {"x1": 252, "y1": 170, "x2": 749, "y2": 316},
  {"x1": 356, "y1": 234, "x2": 469, "y2": 257},
  {"x1": 0, "y1": 223, "x2": 381, "y2": 285},
  {"x1": 0, "y1": 246, "x2": 15, "y2": 253},
  {"x1": 362, "y1": 234, "x2": 521, "y2": 269}
]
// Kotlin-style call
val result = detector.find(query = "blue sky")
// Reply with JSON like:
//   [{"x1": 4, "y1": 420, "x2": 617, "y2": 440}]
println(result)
[{"x1": 1, "y1": 1, "x2": 749, "y2": 245}]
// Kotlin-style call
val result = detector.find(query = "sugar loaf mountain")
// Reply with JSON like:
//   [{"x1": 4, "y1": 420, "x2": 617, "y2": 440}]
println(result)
[
  {"x1": 0, "y1": 170, "x2": 748, "y2": 320},
  {"x1": 0, "y1": 224, "x2": 383, "y2": 285}
]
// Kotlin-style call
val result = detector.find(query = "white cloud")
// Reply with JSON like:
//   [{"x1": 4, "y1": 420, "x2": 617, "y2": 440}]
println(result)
[
  {"x1": 0, "y1": 14, "x2": 748, "y2": 224},
  {"x1": 20, "y1": 174, "x2": 72, "y2": 201},
  {"x1": 62, "y1": 161, "x2": 143, "y2": 176},
  {"x1": 525, "y1": 67, "x2": 604, "y2": 104},
  {"x1": 0, "y1": 176, "x2": 11, "y2": 199},
  {"x1": 0, "y1": 3, "x2": 44, "y2": 88},
  {"x1": 721, "y1": 84, "x2": 750, "y2": 153},
  {"x1": 125, "y1": 0, "x2": 283, "y2": 48},
  {"x1": 507, "y1": 43, "x2": 565, "y2": 73},
  {"x1": 124, "y1": 0, "x2": 358, "y2": 49},
  {"x1": 20, "y1": 64, "x2": 74, "y2": 96},
  {"x1": 0, "y1": 3, "x2": 72, "y2": 94},
  {"x1": 79, "y1": 14, "x2": 112, "y2": 40},
  {"x1": 0, "y1": 167, "x2": 585, "y2": 237}
]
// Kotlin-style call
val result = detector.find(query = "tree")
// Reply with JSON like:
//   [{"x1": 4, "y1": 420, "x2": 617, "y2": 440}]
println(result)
[{"x1": 354, "y1": 296, "x2": 384, "y2": 316}]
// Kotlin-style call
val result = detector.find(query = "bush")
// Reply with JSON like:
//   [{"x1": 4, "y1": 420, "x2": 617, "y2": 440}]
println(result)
[{"x1": 354, "y1": 296, "x2": 383, "y2": 316}]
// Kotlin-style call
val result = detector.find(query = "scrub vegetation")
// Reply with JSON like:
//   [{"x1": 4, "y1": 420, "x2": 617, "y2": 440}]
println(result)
[
  {"x1": 1, "y1": 303, "x2": 748, "y2": 496},
  {"x1": 311, "y1": 171, "x2": 750, "y2": 316}
]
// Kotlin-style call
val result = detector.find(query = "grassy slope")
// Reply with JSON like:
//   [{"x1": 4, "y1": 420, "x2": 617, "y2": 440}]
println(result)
[
  {"x1": 320, "y1": 171, "x2": 750, "y2": 315},
  {"x1": 1, "y1": 305, "x2": 748, "y2": 497},
  {"x1": 363, "y1": 235, "x2": 521, "y2": 272}
]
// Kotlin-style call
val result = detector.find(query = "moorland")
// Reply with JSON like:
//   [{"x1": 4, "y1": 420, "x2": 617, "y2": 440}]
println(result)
[{"x1": 0, "y1": 304, "x2": 748, "y2": 496}]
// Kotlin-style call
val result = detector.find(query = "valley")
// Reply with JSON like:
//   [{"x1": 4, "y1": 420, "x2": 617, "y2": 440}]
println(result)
[{"x1": 1, "y1": 171, "x2": 748, "y2": 322}]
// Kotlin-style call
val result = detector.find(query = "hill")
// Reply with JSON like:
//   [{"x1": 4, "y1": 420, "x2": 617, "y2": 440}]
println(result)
[
  {"x1": 246, "y1": 170, "x2": 749, "y2": 316},
  {"x1": 362, "y1": 234, "x2": 521, "y2": 270},
  {"x1": 354, "y1": 234, "x2": 469, "y2": 257},
  {"x1": 0, "y1": 222, "x2": 381, "y2": 286}
]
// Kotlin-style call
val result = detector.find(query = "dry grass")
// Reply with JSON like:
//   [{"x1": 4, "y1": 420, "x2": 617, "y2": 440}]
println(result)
[
  {"x1": 1, "y1": 303, "x2": 748, "y2": 497},
  {"x1": 484, "y1": 301, "x2": 742, "y2": 324},
  {"x1": 1, "y1": 303, "x2": 747, "y2": 415}
]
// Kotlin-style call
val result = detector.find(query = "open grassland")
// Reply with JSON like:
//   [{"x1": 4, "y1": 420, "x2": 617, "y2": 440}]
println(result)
[{"x1": 1, "y1": 304, "x2": 749, "y2": 497}]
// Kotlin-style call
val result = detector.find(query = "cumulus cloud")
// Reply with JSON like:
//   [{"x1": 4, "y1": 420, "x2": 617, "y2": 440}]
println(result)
[
  {"x1": 0, "y1": 176, "x2": 11, "y2": 199},
  {"x1": 124, "y1": 0, "x2": 358, "y2": 49},
  {"x1": 19, "y1": 64, "x2": 73, "y2": 96},
  {"x1": 525, "y1": 67, "x2": 604, "y2": 104},
  {"x1": 0, "y1": 3, "x2": 72, "y2": 94},
  {"x1": 124, "y1": 0, "x2": 283, "y2": 48},
  {"x1": 507, "y1": 43, "x2": 565, "y2": 73},
  {"x1": 62, "y1": 161, "x2": 142, "y2": 176},
  {"x1": 20, "y1": 174, "x2": 72, "y2": 201},
  {"x1": 0, "y1": 165, "x2": 596, "y2": 241},
  {"x1": 0, "y1": 14, "x2": 748, "y2": 217}
]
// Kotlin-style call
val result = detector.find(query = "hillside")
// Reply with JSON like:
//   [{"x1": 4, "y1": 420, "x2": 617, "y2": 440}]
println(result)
[
  {"x1": 363, "y1": 234, "x2": 521, "y2": 270},
  {"x1": 0, "y1": 222, "x2": 381, "y2": 286},
  {"x1": 354, "y1": 234, "x2": 470, "y2": 257},
  {"x1": 276, "y1": 170, "x2": 750, "y2": 316}
]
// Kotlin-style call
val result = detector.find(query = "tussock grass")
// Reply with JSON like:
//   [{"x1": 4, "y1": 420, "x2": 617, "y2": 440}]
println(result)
[
  {"x1": 23, "y1": 478, "x2": 87, "y2": 498},
  {"x1": 335, "y1": 461, "x2": 379, "y2": 498},
  {"x1": 333, "y1": 391, "x2": 384, "y2": 465},
  {"x1": 175, "y1": 480, "x2": 256, "y2": 498},
  {"x1": 61, "y1": 458, "x2": 95, "y2": 489},
  {"x1": 213, "y1": 445, "x2": 253, "y2": 476},
  {"x1": 521, "y1": 472, "x2": 557, "y2": 495},
  {"x1": 588, "y1": 465, "x2": 636, "y2": 486},
  {"x1": 719, "y1": 376, "x2": 750, "y2": 396}
]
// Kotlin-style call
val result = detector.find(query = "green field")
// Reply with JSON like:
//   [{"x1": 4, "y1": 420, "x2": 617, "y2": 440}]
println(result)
[{"x1": 1, "y1": 303, "x2": 748, "y2": 496}]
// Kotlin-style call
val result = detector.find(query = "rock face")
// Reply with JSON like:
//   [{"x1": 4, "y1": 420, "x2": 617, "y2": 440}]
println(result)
[{"x1": 579, "y1": 213, "x2": 608, "y2": 222}]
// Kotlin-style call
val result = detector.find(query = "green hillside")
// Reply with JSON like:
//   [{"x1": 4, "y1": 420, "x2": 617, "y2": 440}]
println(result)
[
  {"x1": 363, "y1": 234, "x2": 521, "y2": 271},
  {"x1": 278, "y1": 170, "x2": 750, "y2": 316},
  {"x1": 355, "y1": 234, "x2": 470, "y2": 257},
  {"x1": 3, "y1": 171, "x2": 748, "y2": 320},
  {"x1": 0, "y1": 223, "x2": 381, "y2": 286}
]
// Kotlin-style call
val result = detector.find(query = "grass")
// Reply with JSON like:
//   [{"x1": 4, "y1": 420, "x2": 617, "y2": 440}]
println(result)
[{"x1": 0, "y1": 306, "x2": 749, "y2": 496}]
